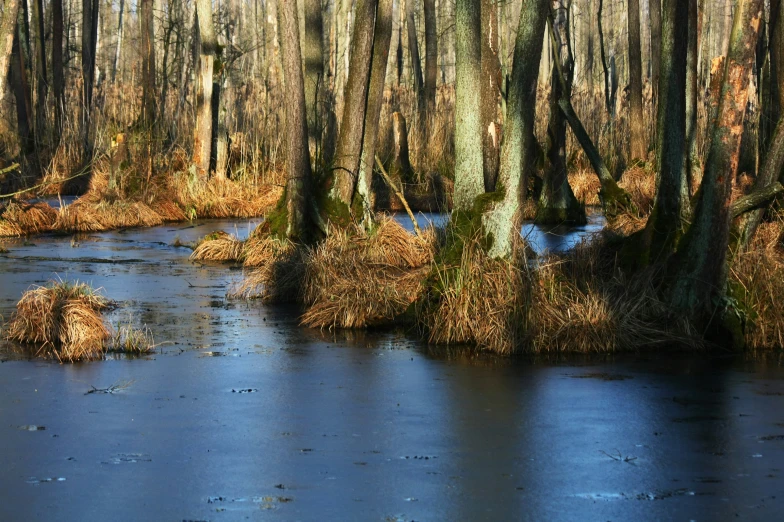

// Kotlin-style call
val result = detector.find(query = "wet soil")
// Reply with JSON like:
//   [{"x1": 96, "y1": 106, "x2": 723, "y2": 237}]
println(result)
[{"x1": 1, "y1": 217, "x2": 783, "y2": 520}]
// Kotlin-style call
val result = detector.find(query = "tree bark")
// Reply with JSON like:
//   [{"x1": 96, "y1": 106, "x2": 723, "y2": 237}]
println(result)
[
  {"x1": 453, "y1": 0, "x2": 484, "y2": 212},
  {"x1": 111, "y1": 0, "x2": 124, "y2": 83},
  {"x1": 627, "y1": 0, "x2": 646, "y2": 161},
  {"x1": 0, "y1": 0, "x2": 20, "y2": 99},
  {"x1": 423, "y1": 0, "x2": 437, "y2": 117},
  {"x1": 328, "y1": 0, "x2": 378, "y2": 221},
  {"x1": 480, "y1": 0, "x2": 501, "y2": 191},
  {"x1": 406, "y1": 0, "x2": 426, "y2": 153},
  {"x1": 649, "y1": 0, "x2": 661, "y2": 110},
  {"x1": 193, "y1": 0, "x2": 216, "y2": 178},
  {"x1": 10, "y1": 20, "x2": 34, "y2": 154},
  {"x1": 31, "y1": 0, "x2": 47, "y2": 139},
  {"x1": 80, "y1": 0, "x2": 99, "y2": 162},
  {"x1": 670, "y1": 0, "x2": 763, "y2": 340},
  {"x1": 140, "y1": 0, "x2": 157, "y2": 127},
  {"x1": 278, "y1": 0, "x2": 314, "y2": 241},
  {"x1": 638, "y1": 0, "x2": 689, "y2": 265},
  {"x1": 51, "y1": 0, "x2": 64, "y2": 136},
  {"x1": 482, "y1": 0, "x2": 549, "y2": 259},
  {"x1": 685, "y1": 0, "x2": 701, "y2": 194},
  {"x1": 538, "y1": 8, "x2": 585, "y2": 225},
  {"x1": 303, "y1": 0, "x2": 324, "y2": 155},
  {"x1": 355, "y1": 0, "x2": 395, "y2": 225},
  {"x1": 772, "y1": 0, "x2": 783, "y2": 130}
]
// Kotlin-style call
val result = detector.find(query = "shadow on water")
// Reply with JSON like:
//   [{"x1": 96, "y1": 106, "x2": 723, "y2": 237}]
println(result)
[{"x1": 0, "y1": 218, "x2": 783, "y2": 520}]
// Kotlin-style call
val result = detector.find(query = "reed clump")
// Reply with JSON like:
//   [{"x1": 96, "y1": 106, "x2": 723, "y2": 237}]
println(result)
[
  {"x1": 228, "y1": 237, "x2": 307, "y2": 302},
  {"x1": 4, "y1": 280, "x2": 112, "y2": 362},
  {"x1": 568, "y1": 169, "x2": 602, "y2": 206},
  {"x1": 190, "y1": 231, "x2": 245, "y2": 263},
  {"x1": 618, "y1": 165, "x2": 656, "y2": 215},
  {"x1": 0, "y1": 201, "x2": 58, "y2": 237},
  {"x1": 109, "y1": 323, "x2": 156, "y2": 355}
]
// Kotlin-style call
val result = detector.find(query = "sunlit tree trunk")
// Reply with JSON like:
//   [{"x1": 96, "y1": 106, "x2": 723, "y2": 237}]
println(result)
[
  {"x1": 193, "y1": 0, "x2": 216, "y2": 178},
  {"x1": 482, "y1": 0, "x2": 549, "y2": 258},
  {"x1": 453, "y1": 0, "x2": 484, "y2": 212},
  {"x1": 772, "y1": 0, "x2": 783, "y2": 132},
  {"x1": 30, "y1": 0, "x2": 46, "y2": 140},
  {"x1": 355, "y1": 0, "x2": 395, "y2": 225},
  {"x1": 51, "y1": 0, "x2": 64, "y2": 136},
  {"x1": 480, "y1": 0, "x2": 501, "y2": 191},
  {"x1": 670, "y1": 0, "x2": 763, "y2": 342},
  {"x1": 685, "y1": 0, "x2": 701, "y2": 193},
  {"x1": 111, "y1": 0, "x2": 124, "y2": 83},
  {"x1": 278, "y1": 0, "x2": 314, "y2": 241},
  {"x1": 140, "y1": 0, "x2": 156, "y2": 127},
  {"x1": 627, "y1": 0, "x2": 646, "y2": 161},
  {"x1": 406, "y1": 0, "x2": 426, "y2": 158},
  {"x1": 327, "y1": 0, "x2": 377, "y2": 222},
  {"x1": 0, "y1": 0, "x2": 20, "y2": 100},
  {"x1": 304, "y1": 0, "x2": 324, "y2": 157}
]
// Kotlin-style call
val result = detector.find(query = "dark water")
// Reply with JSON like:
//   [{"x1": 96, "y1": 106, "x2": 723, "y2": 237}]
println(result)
[{"x1": 1, "y1": 219, "x2": 783, "y2": 521}]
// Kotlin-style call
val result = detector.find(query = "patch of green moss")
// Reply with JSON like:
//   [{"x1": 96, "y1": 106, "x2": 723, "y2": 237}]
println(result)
[
  {"x1": 263, "y1": 188, "x2": 289, "y2": 240},
  {"x1": 600, "y1": 179, "x2": 637, "y2": 219}
]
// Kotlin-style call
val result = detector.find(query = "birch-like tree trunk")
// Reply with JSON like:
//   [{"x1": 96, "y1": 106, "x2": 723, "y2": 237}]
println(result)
[{"x1": 0, "y1": 0, "x2": 20, "y2": 100}]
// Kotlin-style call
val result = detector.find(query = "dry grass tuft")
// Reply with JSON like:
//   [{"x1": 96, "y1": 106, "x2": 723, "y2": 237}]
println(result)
[
  {"x1": 109, "y1": 322, "x2": 156, "y2": 355},
  {"x1": 569, "y1": 169, "x2": 602, "y2": 206},
  {"x1": 167, "y1": 173, "x2": 282, "y2": 219},
  {"x1": 731, "y1": 217, "x2": 784, "y2": 350},
  {"x1": 190, "y1": 231, "x2": 245, "y2": 263},
  {"x1": 54, "y1": 199, "x2": 163, "y2": 233},
  {"x1": 422, "y1": 234, "x2": 530, "y2": 354},
  {"x1": 228, "y1": 238, "x2": 307, "y2": 302},
  {"x1": 0, "y1": 201, "x2": 58, "y2": 237},
  {"x1": 618, "y1": 166, "x2": 656, "y2": 214},
  {"x1": 4, "y1": 280, "x2": 111, "y2": 362},
  {"x1": 300, "y1": 217, "x2": 434, "y2": 329}
]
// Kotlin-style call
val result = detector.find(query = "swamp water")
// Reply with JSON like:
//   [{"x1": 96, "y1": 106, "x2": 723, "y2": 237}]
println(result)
[{"x1": 0, "y1": 215, "x2": 783, "y2": 520}]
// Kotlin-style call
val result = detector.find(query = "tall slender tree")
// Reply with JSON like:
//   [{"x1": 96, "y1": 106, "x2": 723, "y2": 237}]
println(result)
[
  {"x1": 193, "y1": 0, "x2": 217, "y2": 178},
  {"x1": 627, "y1": 0, "x2": 646, "y2": 161},
  {"x1": 0, "y1": 0, "x2": 21, "y2": 108},
  {"x1": 140, "y1": 0, "x2": 157, "y2": 127}
]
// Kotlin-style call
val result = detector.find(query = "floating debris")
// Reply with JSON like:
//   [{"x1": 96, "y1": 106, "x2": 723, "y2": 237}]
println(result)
[{"x1": 18, "y1": 425, "x2": 46, "y2": 431}]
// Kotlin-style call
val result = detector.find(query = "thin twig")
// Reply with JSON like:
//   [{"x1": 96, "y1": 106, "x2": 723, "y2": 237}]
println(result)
[{"x1": 374, "y1": 155, "x2": 423, "y2": 238}]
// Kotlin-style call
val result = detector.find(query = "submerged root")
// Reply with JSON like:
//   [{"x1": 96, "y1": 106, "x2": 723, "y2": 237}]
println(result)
[{"x1": 4, "y1": 280, "x2": 111, "y2": 362}]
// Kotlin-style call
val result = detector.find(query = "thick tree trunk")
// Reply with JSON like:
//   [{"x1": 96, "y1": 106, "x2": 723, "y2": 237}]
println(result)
[
  {"x1": 685, "y1": 0, "x2": 700, "y2": 194},
  {"x1": 278, "y1": 0, "x2": 314, "y2": 241},
  {"x1": 772, "y1": 0, "x2": 783, "y2": 132},
  {"x1": 0, "y1": 0, "x2": 20, "y2": 99},
  {"x1": 140, "y1": 0, "x2": 156, "y2": 127},
  {"x1": 538, "y1": 11, "x2": 585, "y2": 226},
  {"x1": 627, "y1": 0, "x2": 646, "y2": 162},
  {"x1": 111, "y1": 0, "x2": 124, "y2": 83},
  {"x1": 453, "y1": 0, "x2": 484, "y2": 211},
  {"x1": 670, "y1": 0, "x2": 763, "y2": 341},
  {"x1": 355, "y1": 0, "x2": 395, "y2": 225},
  {"x1": 482, "y1": 0, "x2": 549, "y2": 259},
  {"x1": 80, "y1": 0, "x2": 99, "y2": 163},
  {"x1": 638, "y1": 0, "x2": 689, "y2": 265},
  {"x1": 423, "y1": 0, "x2": 437, "y2": 117},
  {"x1": 51, "y1": 0, "x2": 64, "y2": 136},
  {"x1": 649, "y1": 0, "x2": 661, "y2": 110},
  {"x1": 303, "y1": 0, "x2": 324, "y2": 155},
  {"x1": 31, "y1": 0, "x2": 47, "y2": 139},
  {"x1": 390, "y1": 111, "x2": 415, "y2": 181},
  {"x1": 11, "y1": 21, "x2": 34, "y2": 154},
  {"x1": 193, "y1": 0, "x2": 216, "y2": 178},
  {"x1": 328, "y1": 0, "x2": 377, "y2": 222},
  {"x1": 480, "y1": 0, "x2": 501, "y2": 191}
]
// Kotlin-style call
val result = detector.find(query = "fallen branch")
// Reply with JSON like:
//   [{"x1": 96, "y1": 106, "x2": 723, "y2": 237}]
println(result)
[
  {"x1": 731, "y1": 182, "x2": 784, "y2": 219},
  {"x1": 375, "y1": 155, "x2": 423, "y2": 238}
]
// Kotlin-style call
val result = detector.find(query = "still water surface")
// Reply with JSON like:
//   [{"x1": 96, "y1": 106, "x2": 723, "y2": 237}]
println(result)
[{"x1": 0, "y1": 216, "x2": 782, "y2": 521}]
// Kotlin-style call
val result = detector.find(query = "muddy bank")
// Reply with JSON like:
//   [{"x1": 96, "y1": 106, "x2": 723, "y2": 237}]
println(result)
[{"x1": 1, "y1": 219, "x2": 783, "y2": 520}]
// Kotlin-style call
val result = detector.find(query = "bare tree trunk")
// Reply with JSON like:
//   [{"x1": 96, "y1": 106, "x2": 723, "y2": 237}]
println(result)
[
  {"x1": 670, "y1": 0, "x2": 763, "y2": 342},
  {"x1": 638, "y1": 0, "x2": 689, "y2": 265},
  {"x1": 538, "y1": 7, "x2": 585, "y2": 225},
  {"x1": 685, "y1": 0, "x2": 700, "y2": 193},
  {"x1": 193, "y1": 0, "x2": 216, "y2": 178},
  {"x1": 0, "y1": 0, "x2": 20, "y2": 100},
  {"x1": 11, "y1": 20, "x2": 34, "y2": 154},
  {"x1": 482, "y1": 0, "x2": 549, "y2": 259},
  {"x1": 423, "y1": 0, "x2": 437, "y2": 117},
  {"x1": 453, "y1": 0, "x2": 484, "y2": 212},
  {"x1": 480, "y1": 0, "x2": 501, "y2": 191},
  {"x1": 406, "y1": 0, "x2": 426, "y2": 155},
  {"x1": 303, "y1": 0, "x2": 324, "y2": 157},
  {"x1": 327, "y1": 0, "x2": 377, "y2": 221},
  {"x1": 80, "y1": 0, "x2": 99, "y2": 163},
  {"x1": 627, "y1": 0, "x2": 646, "y2": 161},
  {"x1": 772, "y1": 0, "x2": 783, "y2": 127},
  {"x1": 51, "y1": 0, "x2": 64, "y2": 136},
  {"x1": 278, "y1": 0, "x2": 314, "y2": 241},
  {"x1": 356, "y1": 0, "x2": 395, "y2": 225},
  {"x1": 649, "y1": 0, "x2": 661, "y2": 109},
  {"x1": 111, "y1": 0, "x2": 124, "y2": 83},
  {"x1": 31, "y1": 0, "x2": 47, "y2": 140},
  {"x1": 140, "y1": 0, "x2": 157, "y2": 127}
]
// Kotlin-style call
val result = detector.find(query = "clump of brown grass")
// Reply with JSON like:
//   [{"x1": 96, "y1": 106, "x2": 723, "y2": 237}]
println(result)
[
  {"x1": 618, "y1": 165, "x2": 656, "y2": 215},
  {"x1": 300, "y1": 217, "x2": 434, "y2": 329},
  {"x1": 54, "y1": 199, "x2": 163, "y2": 233},
  {"x1": 529, "y1": 235, "x2": 700, "y2": 353},
  {"x1": 421, "y1": 233, "x2": 530, "y2": 354},
  {"x1": 731, "y1": 217, "x2": 784, "y2": 350},
  {"x1": 569, "y1": 169, "x2": 602, "y2": 206},
  {"x1": 190, "y1": 231, "x2": 245, "y2": 263},
  {"x1": 109, "y1": 322, "x2": 155, "y2": 355},
  {"x1": 228, "y1": 237, "x2": 307, "y2": 302},
  {"x1": 167, "y1": 172, "x2": 282, "y2": 219},
  {"x1": 0, "y1": 201, "x2": 58, "y2": 237},
  {"x1": 4, "y1": 280, "x2": 111, "y2": 362}
]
